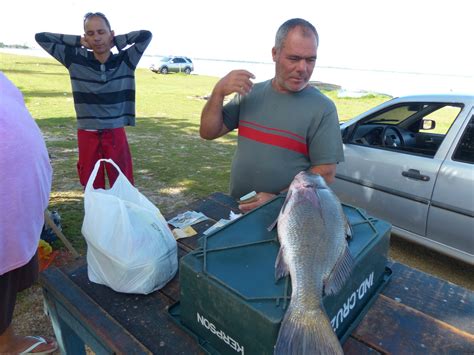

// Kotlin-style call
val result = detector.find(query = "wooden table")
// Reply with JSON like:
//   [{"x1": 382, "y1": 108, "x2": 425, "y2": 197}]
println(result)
[{"x1": 40, "y1": 192, "x2": 474, "y2": 354}]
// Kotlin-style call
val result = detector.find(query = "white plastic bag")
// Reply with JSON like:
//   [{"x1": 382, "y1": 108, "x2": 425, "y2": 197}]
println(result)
[{"x1": 81, "y1": 159, "x2": 177, "y2": 294}]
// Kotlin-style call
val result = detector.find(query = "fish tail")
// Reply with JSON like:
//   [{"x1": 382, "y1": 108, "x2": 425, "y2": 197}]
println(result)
[{"x1": 274, "y1": 305, "x2": 343, "y2": 355}]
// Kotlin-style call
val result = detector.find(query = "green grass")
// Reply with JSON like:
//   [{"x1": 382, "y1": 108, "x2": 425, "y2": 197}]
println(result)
[{"x1": 1, "y1": 52, "x2": 391, "y2": 254}]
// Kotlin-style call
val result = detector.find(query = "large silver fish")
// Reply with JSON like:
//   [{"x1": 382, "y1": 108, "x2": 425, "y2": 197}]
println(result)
[{"x1": 274, "y1": 171, "x2": 353, "y2": 355}]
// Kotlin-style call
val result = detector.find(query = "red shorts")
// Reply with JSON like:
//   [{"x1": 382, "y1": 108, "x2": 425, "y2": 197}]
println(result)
[{"x1": 77, "y1": 128, "x2": 134, "y2": 189}]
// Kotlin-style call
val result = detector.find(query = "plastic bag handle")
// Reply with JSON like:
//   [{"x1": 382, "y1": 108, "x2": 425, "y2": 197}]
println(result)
[{"x1": 85, "y1": 158, "x2": 123, "y2": 192}]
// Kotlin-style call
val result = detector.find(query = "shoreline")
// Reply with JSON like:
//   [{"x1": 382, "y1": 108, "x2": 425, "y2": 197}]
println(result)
[{"x1": 2, "y1": 48, "x2": 473, "y2": 97}]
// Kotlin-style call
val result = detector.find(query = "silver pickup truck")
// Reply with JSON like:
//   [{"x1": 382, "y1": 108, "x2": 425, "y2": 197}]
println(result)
[{"x1": 333, "y1": 94, "x2": 473, "y2": 265}]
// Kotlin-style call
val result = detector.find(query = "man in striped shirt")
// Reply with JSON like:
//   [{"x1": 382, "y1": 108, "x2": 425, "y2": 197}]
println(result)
[
  {"x1": 36, "y1": 12, "x2": 152, "y2": 189},
  {"x1": 200, "y1": 18, "x2": 344, "y2": 213}
]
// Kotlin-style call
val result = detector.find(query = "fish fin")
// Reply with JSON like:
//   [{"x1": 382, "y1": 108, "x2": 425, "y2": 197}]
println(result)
[
  {"x1": 275, "y1": 246, "x2": 290, "y2": 280},
  {"x1": 313, "y1": 188, "x2": 324, "y2": 219},
  {"x1": 281, "y1": 189, "x2": 292, "y2": 214},
  {"x1": 274, "y1": 304, "x2": 343, "y2": 355},
  {"x1": 267, "y1": 216, "x2": 278, "y2": 232},
  {"x1": 345, "y1": 215, "x2": 353, "y2": 240},
  {"x1": 269, "y1": 190, "x2": 292, "y2": 232},
  {"x1": 324, "y1": 245, "x2": 354, "y2": 296}
]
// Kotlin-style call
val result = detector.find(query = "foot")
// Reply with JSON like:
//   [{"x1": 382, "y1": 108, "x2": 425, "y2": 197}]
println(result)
[{"x1": 0, "y1": 335, "x2": 58, "y2": 354}]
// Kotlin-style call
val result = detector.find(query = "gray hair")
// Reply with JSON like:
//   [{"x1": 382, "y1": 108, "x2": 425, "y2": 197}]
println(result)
[{"x1": 275, "y1": 18, "x2": 319, "y2": 50}]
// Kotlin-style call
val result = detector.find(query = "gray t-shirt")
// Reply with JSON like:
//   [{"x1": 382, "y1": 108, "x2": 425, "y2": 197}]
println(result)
[{"x1": 223, "y1": 80, "x2": 344, "y2": 198}]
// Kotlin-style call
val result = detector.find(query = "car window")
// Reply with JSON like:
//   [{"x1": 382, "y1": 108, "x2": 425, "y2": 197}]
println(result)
[
  {"x1": 452, "y1": 115, "x2": 474, "y2": 164},
  {"x1": 348, "y1": 102, "x2": 463, "y2": 157},
  {"x1": 174, "y1": 58, "x2": 186, "y2": 63},
  {"x1": 364, "y1": 105, "x2": 420, "y2": 125},
  {"x1": 422, "y1": 106, "x2": 462, "y2": 135}
]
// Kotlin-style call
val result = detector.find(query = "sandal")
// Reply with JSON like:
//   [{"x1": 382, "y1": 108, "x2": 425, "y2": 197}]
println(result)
[{"x1": 19, "y1": 336, "x2": 58, "y2": 354}]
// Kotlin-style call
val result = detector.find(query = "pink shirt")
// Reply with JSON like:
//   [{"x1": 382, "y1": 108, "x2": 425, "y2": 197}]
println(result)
[{"x1": 0, "y1": 72, "x2": 52, "y2": 275}]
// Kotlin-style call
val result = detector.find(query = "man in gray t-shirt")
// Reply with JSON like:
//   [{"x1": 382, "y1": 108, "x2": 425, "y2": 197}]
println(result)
[{"x1": 200, "y1": 18, "x2": 344, "y2": 212}]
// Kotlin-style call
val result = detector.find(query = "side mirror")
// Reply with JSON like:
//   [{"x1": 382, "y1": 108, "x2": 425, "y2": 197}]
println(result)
[
  {"x1": 421, "y1": 119, "x2": 436, "y2": 130},
  {"x1": 340, "y1": 126, "x2": 347, "y2": 140}
]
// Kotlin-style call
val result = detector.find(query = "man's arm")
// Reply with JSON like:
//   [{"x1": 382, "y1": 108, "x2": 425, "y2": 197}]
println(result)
[
  {"x1": 309, "y1": 163, "x2": 337, "y2": 184},
  {"x1": 306, "y1": 101, "x2": 343, "y2": 185},
  {"x1": 238, "y1": 163, "x2": 337, "y2": 213},
  {"x1": 200, "y1": 88, "x2": 231, "y2": 139},
  {"x1": 35, "y1": 32, "x2": 81, "y2": 66},
  {"x1": 114, "y1": 30, "x2": 152, "y2": 67},
  {"x1": 114, "y1": 30, "x2": 152, "y2": 51},
  {"x1": 200, "y1": 70, "x2": 255, "y2": 140}
]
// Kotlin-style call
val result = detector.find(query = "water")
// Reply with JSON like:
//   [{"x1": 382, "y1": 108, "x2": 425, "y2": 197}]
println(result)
[
  {"x1": 2, "y1": 48, "x2": 473, "y2": 97},
  {"x1": 142, "y1": 55, "x2": 474, "y2": 97}
]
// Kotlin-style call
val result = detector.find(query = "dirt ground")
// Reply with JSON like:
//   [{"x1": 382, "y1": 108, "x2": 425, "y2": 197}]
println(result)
[{"x1": 11, "y1": 251, "x2": 72, "y2": 355}]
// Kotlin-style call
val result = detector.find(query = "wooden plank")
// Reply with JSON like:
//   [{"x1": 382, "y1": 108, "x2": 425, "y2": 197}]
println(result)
[
  {"x1": 172, "y1": 193, "x2": 240, "y2": 251},
  {"x1": 383, "y1": 262, "x2": 474, "y2": 333},
  {"x1": 163, "y1": 196, "x2": 208, "y2": 221},
  {"x1": 352, "y1": 294, "x2": 474, "y2": 354},
  {"x1": 40, "y1": 267, "x2": 151, "y2": 354},
  {"x1": 208, "y1": 192, "x2": 240, "y2": 212},
  {"x1": 343, "y1": 337, "x2": 381, "y2": 354},
  {"x1": 177, "y1": 219, "x2": 216, "y2": 251},
  {"x1": 43, "y1": 289, "x2": 88, "y2": 355},
  {"x1": 164, "y1": 194, "x2": 235, "y2": 222},
  {"x1": 41, "y1": 265, "x2": 205, "y2": 354},
  {"x1": 69, "y1": 263, "x2": 205, "y2": 354},
  {"x1": 194, "y1": 197, "x2": 238, "y2": 221},
  {"x1": 44, "y1": 210, "x2": 80, "y2": 258},
  {"x1": 42, "y1": 194, "x2": 474, "y2": 354},
  {"x1": 159, "y1": 247, "x2": 188, "y2": 301},
  {"x1": 166, "y1": 196, "x2": 217, "y2": 251}
]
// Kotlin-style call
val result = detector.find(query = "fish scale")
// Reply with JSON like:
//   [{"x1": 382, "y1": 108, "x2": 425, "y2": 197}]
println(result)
[{"x1": 274, "y1": 171, "x2": 353, "y2": 355}]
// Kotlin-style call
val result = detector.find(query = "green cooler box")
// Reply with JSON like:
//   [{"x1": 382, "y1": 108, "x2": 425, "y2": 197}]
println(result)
[{"x1": 174, "y1": 195, "x2": 392, "y2": 354}]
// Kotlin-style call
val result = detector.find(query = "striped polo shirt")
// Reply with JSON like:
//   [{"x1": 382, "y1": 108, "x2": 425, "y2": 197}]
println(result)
[
  {"x1": 223, "y1": 80, "x2": 344, "y2": 198},
  {"x1": 35, "y1": 30, "x2": 152, "y2": 130}
]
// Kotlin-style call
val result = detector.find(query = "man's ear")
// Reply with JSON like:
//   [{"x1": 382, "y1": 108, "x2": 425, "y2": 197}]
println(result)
[
  {"x1": 110, "y1": 30, "x2": 115, "y2": 46},
  {"x1": 271, "y1": 47, "x2": 277, "y2": 62}
]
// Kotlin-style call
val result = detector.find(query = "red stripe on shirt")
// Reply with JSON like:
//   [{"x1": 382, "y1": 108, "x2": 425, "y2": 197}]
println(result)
[
  {"x1": 239, "y1": 125, "x2": 308, "y2": 156},
  {"x1": 240, "y1": 120, "x2": 306, "y2": 141}
]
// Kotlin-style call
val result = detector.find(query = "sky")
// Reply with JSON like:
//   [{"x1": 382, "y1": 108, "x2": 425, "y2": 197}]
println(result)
[{"x1": 1, "y1": 0, "x2": 473, "y2": 77}]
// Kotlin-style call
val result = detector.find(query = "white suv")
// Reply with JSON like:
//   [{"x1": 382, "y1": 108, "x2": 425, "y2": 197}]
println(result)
[{"x1": 150, "y1": 56, "x2": 194, "y2": 74}]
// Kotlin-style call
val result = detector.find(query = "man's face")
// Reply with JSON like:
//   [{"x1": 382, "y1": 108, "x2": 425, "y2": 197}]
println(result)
[
  {"x1": 84, "y1": 16, "x2": 114, "y2": 55},
  {"x1": 272, "y1": 27, "x2": 318, "y2": 93}
]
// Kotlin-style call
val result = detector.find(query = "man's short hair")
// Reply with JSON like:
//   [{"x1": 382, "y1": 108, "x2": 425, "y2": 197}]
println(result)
[
  {"x1": 275, "y1": 18, "x2": 319, "y2": 50},
  {"x1": 83, "y1": 12, "x2": 111, "y2": 31}
]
